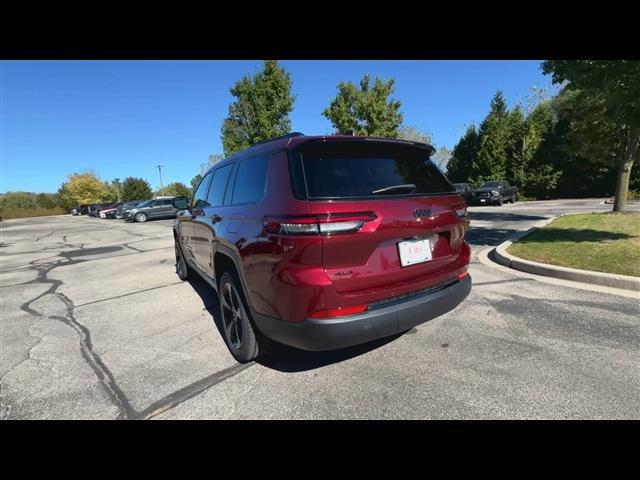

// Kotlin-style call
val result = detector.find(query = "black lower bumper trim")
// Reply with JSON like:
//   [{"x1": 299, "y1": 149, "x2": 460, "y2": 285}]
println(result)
[{"x1": 253, "y1": 274, "x2": 472, "y2": 351}]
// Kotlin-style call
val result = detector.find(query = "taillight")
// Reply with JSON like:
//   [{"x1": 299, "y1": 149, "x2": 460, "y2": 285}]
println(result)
[
  {"x1": 264, "y1": 212, "x2": 377, "y2": 235},
  {"x1": 308, "y1": 304, "x2": 368, "y2": 319},
  {"x1": 453, "y1": 205, "x2": 468, "y2": 218}
]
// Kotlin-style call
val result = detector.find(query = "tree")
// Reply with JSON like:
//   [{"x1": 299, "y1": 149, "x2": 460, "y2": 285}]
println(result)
[
  {"x1": 221, "y1": 60, "x2": 295, "y2": 156},
  {"x1": 323, "y1": 74, "x2": 403, "y2": 137},
  {"x1": 57, "y1": 172, "x2": 110, "y2": 208},
  {"x1": 399, "y1": 125, "x2": 432, "y2": 144},
  {"x1": 36, "y1": 192, "x2": 58, "y2": 209},
  {"x1": 473, "y1": 91, "x2": 511, "y2": 182},
  {"x1": 505, "y1": 105, "x2": 528, "y2": 189},
  {"x1": 1, "y1": 192, "x2": 38, "y2": 210},
  {"x1": 156, "y1": 182, "x2": 191, "y2": 198},
  {"x1": 542, "y1": 60, "x2": 640, "y2": 211},
  {"x1": 121, "y1": 177, "x2": 153, "y2": 202},
  {"x1": 190, "y1": 173, "x2": 203, "y2": 194},
  {"x1": 432, "y1": 146, "x2": 452, "y2": 173},
  {"x1": 201, "y1": 154, "x2": 224, "y2": 175},
  {"x1": 447, "y1": 125, "x2": 479, "y2": 183},
  {"x1": 103, "y1": 179, "x2": 122, "y2": 203}
]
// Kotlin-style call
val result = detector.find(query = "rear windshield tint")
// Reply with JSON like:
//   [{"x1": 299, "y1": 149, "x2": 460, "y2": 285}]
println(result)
[{"x1": 290, "y1": 141, "x2": 454, "y2": 200}]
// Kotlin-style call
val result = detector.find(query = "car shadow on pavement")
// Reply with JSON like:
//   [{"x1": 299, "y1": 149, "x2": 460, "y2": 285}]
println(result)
[
  {"x1": 186, "y1": 273, "x2": 403, "y2": 373},
  {"x1": 466, "y1": 227, "x2": 521, "y2": 246},
  {"x1": 258, "y1": 334, "x2": 402, "y2": 373},
  {"x1": 468, "y1": 211, "x2": 548, "y2": 223},
  {"x1": 466, "y1": 211, "x2": 549, "y2": 247}
]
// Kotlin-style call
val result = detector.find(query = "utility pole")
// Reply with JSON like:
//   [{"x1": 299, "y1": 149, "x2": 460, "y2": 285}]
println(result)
[{"x1": 155, "y1": 165, "x2": 164, "y2": 191}]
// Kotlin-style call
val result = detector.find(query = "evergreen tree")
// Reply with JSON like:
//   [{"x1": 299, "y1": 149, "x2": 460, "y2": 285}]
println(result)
[
  {"x1": 473, "y1": 91, "x2": 511, "y2": 182},
  {"x1": 447, "y1": 125, "x2": 479, "y2": 183},
  {"x1": 121, "y1": 177, "x2": 153, "y2": 202}
]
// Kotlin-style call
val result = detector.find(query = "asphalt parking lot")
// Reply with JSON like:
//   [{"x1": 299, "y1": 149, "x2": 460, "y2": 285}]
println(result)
[{"x1": 1, "y1": 199, "x2": 639, "y2": 419}]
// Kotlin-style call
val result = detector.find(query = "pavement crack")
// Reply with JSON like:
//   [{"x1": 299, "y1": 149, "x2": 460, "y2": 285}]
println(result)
[
  {"x1": 74, "y1": 282, "x2": 183, "y2": 308},
  {"x1": 134, "y1": 362, "x2": 255, "y2": 420},
  {"x1": 15, "y1": 249, "x2": 135, "y2": 420},
  {"x1": 35, "y1": 230, "x2": 54, "y2": 242}
]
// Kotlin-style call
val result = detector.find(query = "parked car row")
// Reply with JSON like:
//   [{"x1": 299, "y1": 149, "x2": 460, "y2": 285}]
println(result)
[
  {"x1": 70, "y1": 197, "x2": 181, "y2": 222},
  {"x1": 453, "y1": 180, "x2": 518, "y2": 206}
]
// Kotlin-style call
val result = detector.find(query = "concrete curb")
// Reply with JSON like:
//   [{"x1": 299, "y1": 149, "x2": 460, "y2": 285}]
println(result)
[{"x1": 493, "y1": 213, "x2": 640, "y2": 292}]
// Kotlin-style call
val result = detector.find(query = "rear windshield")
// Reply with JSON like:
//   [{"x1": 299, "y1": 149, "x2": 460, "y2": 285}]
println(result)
[
  {"x1": 290, "y1": 141, "x2": 454, "y2": 200},
  {"x1": 480, "y1": 181, "x2": 503, "y2": 188}
]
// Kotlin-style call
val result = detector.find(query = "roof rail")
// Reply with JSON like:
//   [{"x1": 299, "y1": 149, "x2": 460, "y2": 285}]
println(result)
[{"x1": 252, "y1": 132, "x2": 304, "y2": 147}]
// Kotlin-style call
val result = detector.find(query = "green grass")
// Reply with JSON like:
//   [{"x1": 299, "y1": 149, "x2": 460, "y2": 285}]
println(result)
[
  {"x1": 0, "y1": 207, "x2": 66, "y2": 220},
  {"x1": 507, "y1": 212, "x2": 640, "y2": 277}
]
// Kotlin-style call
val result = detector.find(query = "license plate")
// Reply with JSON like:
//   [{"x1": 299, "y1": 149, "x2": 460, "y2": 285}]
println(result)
[
  {"x1": 480, "y1": 199, "x2": 486, "y2": 203},
  {"x1": 398, "y1": 238, "x2": 433, "y2": 267}
]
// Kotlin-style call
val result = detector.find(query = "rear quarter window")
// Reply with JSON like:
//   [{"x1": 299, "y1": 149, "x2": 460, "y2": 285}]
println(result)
[
  {"x1": 207, "y1": 163, "x2": 234, "y2": 207},
  {"x1": 230, "y1": 156, "x2": 269, "y2": 204}
]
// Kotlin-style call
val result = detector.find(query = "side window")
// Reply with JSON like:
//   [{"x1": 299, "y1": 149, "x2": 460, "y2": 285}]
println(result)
[
  {"x1": 206, "y1": 164, "x2": 234, "y2": 207},
  {"x1": 231, "y1": 156, "x2": 269, "y2": 204},
  {"x1": 192, "y1": 172, "x2": 213, "y2": 208},
  {"x1": 160, "y1": 199, "x2": 173, "y2": 206}
]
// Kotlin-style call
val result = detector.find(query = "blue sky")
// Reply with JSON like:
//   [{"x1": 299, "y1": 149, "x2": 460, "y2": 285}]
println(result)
[{"x1": 1, "y1": 60, "x2": 558, "y2": 193}]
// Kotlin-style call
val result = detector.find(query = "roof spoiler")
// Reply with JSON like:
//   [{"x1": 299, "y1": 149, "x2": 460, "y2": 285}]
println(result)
[{"x1": 253, "y1": 132, "x2": 304, "y2": 147}]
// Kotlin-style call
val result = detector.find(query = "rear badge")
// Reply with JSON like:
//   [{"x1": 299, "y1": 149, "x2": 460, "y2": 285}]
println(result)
[{"x1": 333, "y1": 271, "x2": 353, "y2": 277}]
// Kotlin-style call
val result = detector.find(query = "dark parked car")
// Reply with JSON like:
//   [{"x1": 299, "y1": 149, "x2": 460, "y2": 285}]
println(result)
[
  {"x1": 76, "y1": 204, "x2": 91, "y2": 215},
  {"x1": 124, "y1": 198, "x2": 179, "y2": 222},
  {"x1": 115, "y1": 200, "x2": 143, "y2": 219},
  {"x1": 172, "y1": 133, "x2": 472, "y2": 362},
  {"x1": 471, "y1": 180, "x2": 518, "y2": 206},
  {"x1": 453, "y1": 183, "x2": 474, "y2": 203},
  {"x1": 87, "y1": 204, "x2": 101, "y2": 216}
]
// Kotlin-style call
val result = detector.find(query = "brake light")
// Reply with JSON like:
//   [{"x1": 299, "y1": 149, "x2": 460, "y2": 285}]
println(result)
[
  {"x1": 264, "y1": 212, "x2": 377, "y2": 235},
  {"x1": 458, "y1": 271, "x2": 469, "y2": 281},
  {"x1": 308, "y1": 304, "x2": 368, "y2": 319},
  {"x1": 454, "y1": 206, "x2": 468, "y2": 218}
]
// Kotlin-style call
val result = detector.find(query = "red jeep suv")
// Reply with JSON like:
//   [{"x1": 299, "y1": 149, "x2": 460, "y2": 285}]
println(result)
[{"x1": 172, "y1": 133, "x2": 471, "y2": 362}]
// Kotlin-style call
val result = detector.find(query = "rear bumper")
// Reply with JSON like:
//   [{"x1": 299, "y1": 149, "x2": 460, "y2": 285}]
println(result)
[{"x1": 253, "y1": 274, "x2": 471, "y2": 351}]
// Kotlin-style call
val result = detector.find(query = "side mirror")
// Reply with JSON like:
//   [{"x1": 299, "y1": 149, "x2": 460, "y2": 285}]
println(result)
[{"x1": 172, "y1": 196, "x2": 190, "y2": 210}]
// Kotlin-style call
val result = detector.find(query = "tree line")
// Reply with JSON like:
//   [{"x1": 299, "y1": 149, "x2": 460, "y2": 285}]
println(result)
[
  {"x1": 1, "y1": 174, "x2": 192, "y2": 218},
  {"x1": 5, "y1": 60, "x2": 636, "y2": 217},
  {"x1": 217, "y1": 60, "x2": 638, "y2": 211},
  {"x1": 449, "y1": 61, "x2": 639, "y2": 210}
]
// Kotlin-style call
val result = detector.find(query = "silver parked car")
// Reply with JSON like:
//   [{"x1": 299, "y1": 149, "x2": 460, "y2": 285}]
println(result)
[{"x1": 123, "y1": 198, "x2": 180, "y2": 222}]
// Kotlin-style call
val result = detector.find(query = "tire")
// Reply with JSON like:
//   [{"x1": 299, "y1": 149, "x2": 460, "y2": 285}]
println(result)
[
  {"x1": 512, "y1": 193, "x2": 517, "y2": 203},
  {"x1": 218, "y1": 271, "x2": 270, "y2": 363},
  {"x1": 497, "y1": 197, "x2": 503, "y2": 206},
  {"x1": 134, "y1": 212, "x2": 147, "y2": 223},
  {"x1": 174, "y1": 238, "x2": 190, "y2": 281}
]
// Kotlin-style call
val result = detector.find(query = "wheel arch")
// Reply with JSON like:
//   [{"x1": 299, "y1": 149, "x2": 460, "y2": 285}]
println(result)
[{"x1": 213, "y1": 247, "x2": 255, "y2": 311}]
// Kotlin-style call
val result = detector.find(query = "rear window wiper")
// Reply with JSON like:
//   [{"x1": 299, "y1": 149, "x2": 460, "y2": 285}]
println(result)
[{"x1": 371, "y1": 184, "x2": 417, "y2": 195}]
